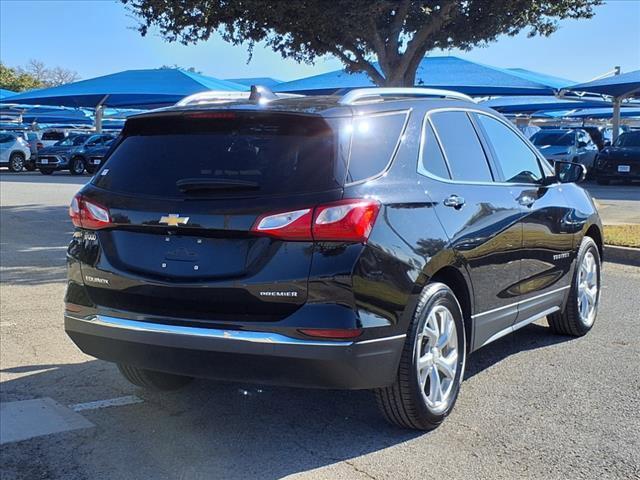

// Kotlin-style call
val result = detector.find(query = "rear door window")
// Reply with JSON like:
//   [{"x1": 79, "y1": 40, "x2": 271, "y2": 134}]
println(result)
[
  {"x1": 419, "y1": 121, "x2": 450, "y2": 179},
  {"x1": 345, "y1": 111, "x2": 408, "y2": 183},
  {"x1": 94, "y1": 113, "x2": 340, "y2": 198},
  {"x1": 429, "y1": 111, "x2": 493, "y2": 182}
]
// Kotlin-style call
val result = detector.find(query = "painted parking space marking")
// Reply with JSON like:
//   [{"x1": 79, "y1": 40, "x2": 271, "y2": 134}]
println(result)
[
  {"x1": 0, "y1": 398, "x2": 94, "y2": 445},
  {"x1": 69, "y1": 395, "x2": 143, "y2": 412}
]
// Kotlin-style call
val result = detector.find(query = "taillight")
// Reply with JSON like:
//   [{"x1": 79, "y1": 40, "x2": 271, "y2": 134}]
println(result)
[
  {"x1": 313, "y1": 199, "x2": 380, "y2": 242},
  {"x1": 251, "y1": 199, "x2": 380, "y2": 243},
  {"x1": 69, "y1": 194, "x2": 111, "y2": 230}
]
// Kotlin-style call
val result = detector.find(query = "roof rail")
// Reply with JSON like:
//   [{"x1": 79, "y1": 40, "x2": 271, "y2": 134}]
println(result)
[
  {"x1": 177, "y1": 85, "x2": 303, "y2": 107},
  {"x1": 338, "y1": 88, "x2": 474, "y2": 105}
]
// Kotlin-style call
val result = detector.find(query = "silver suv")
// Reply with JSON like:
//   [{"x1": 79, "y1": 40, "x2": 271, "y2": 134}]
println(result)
[{"x1": 0, "y1": 132, "x2": 31, "y2": 172}]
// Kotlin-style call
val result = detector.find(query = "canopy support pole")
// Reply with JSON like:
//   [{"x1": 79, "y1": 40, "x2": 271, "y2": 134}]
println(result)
[
  {"x1": 611, "y1": 97, "x2": 621, "y2": 143},
  {"x1": 94, "y1": 95, "x2": 109, "y2": 133}
]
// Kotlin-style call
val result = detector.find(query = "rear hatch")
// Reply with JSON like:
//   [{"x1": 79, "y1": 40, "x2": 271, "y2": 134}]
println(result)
[{"x1": 80, "y1": 110, "x2": 345, "y2": 322}]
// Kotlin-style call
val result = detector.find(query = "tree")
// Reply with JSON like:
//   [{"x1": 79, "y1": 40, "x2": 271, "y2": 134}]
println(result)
[
  {"x1": 0, "y1": 62, "x2": 43, "y2": 92},
  {"x1": 160, "y1": 64, "x2": 202, "y2": 74},
  {"x1": 15, "y1": 59, "x2": 80, "y2": 87},
  {"x1": 123, "y1": 0, "x2": 602, "y2": 87}
]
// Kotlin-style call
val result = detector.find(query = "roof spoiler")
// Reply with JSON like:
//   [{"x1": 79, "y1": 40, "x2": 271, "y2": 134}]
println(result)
[{"x1": 176, "y1": 86, "x2": 303, "y2": 107}]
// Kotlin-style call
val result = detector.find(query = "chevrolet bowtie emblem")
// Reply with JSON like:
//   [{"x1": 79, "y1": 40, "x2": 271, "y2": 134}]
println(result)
[{"x1": 159, "y1": 214, "x2": 189, "y2": 226}]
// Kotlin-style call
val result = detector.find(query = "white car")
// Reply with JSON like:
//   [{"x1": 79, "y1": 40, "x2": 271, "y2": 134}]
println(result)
[{"x1": 0, "y1": 132, "x2": 32, "y2": 172}]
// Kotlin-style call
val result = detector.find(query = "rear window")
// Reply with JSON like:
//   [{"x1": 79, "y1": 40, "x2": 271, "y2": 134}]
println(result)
[
  {"x1": 42, "y1": 131, "x2": 65, "y2": 141},
  {"x1": 344, "y1": 112, "x2": 408, "y2": 183},
  {"x1": 94, "y1": 113, "x2": 340, "y2": 198}
]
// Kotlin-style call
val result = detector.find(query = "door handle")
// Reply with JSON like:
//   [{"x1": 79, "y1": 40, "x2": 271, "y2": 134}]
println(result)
[{"x1": 443, "y1": 194, "x2": 465, "y2": 209}]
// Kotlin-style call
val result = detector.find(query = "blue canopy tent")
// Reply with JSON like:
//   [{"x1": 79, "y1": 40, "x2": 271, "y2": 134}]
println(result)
[
  {"x1": 274, "y1": 56, "x2": 573, "y2": 96},
  {"x1": 2, "y1": 69, "x2": 248, "y2": 131},
  {"x1": 225, "y1": 77, "x2": 282, "y2": 88},
  {"x1": 566, "y1": 70, "x2": 640, "y2": 141},
  {"x1": 481, "y1": 95, "x2": 633, "y2": 114},
  {"x1": 555, "y1": 107, "x2": 640, "y2": 120},
  {"x1": 0, "y1": 104, "x2": 93, "y2": 126},
  {"x1": 0, "y1": 88, "x2": 16, "y2": 101}
]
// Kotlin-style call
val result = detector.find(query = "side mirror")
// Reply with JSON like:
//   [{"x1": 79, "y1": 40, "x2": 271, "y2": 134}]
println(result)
[{"x1": 554, "y1": 160, "x2": 586, "y2": 184}]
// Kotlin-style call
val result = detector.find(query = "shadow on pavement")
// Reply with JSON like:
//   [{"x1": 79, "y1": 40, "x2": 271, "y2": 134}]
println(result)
[{"x1": 0, "y1": 321, "x2": 573, "y2": 479}]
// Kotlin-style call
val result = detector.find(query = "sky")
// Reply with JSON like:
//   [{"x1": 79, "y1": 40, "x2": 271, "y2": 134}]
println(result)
[{"x1": 1, "y1": 0, "x2": 639, "y2": 84}]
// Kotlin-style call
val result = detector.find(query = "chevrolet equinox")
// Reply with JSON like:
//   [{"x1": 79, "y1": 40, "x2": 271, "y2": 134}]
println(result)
[{"x1": 65, "y1": 87, "x2": 603, "y2": 430}]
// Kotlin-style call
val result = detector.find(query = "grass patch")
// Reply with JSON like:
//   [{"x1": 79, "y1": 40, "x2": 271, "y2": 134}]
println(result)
[{"x1": 604, "y1": 224, "x2": 640, "y2": 248}]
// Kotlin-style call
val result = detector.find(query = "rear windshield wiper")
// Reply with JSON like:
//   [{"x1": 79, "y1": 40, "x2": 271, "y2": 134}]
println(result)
[{"x1": 176, "y1": 178, "x2": 260, "y2": 193}]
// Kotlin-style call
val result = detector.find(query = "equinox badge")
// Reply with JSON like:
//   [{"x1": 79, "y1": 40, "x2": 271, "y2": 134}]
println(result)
[{"x1": 159, "y1": 214, "x2": 190, "y2": 226}]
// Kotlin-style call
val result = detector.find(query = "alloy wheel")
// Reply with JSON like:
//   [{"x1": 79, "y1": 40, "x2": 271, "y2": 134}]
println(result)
[
  {"x1": 577, "y1": 250, "x2": 598, "y2": 326},
  {"x1": 415, "y1": 305, "x2": 459, "y2": 413}
]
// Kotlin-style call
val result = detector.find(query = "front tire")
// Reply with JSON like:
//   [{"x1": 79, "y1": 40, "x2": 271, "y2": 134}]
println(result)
[
  {"x1": 548, "y1": 236, "x2": 601, "y2": 336},
  {"x1": 69, "y1": 156, "x2": 85, "y2": 175},
  {"x1": 8, "y1": 152, "x2": 25, "y2": 172},
  {"x1": 117, "y1": 364, "x2": 193, "y2": 391},
  {"x1": 375, "y1": 282, "x2": 466, "y2": 430}
]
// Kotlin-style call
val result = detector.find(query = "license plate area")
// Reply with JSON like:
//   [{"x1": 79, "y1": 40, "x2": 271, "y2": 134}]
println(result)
[
  {"x1": 618, "y1": 165, "x2": 631, "y2": 173},
  {"x1": 40, "y1": 159, "x2": 49, "y2": 164},
  {"x1": 106, "y1": 231, "x2": 250, "y2": 279},
  {"x1": 92, "y1": 159, "x2": 101, "y2": 165}
]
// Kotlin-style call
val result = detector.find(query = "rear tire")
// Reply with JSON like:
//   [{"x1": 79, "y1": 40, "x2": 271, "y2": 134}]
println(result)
[
  {"x1": 548, "y1": 236, "x2": 601, "y2": 337},
  {"x1": 375, "y1": 282, "x2": 466, "y2": 430},
  {"x1": 117, "y1": 364, "x2": 193, "y2": 391},
  {"x1": 69, "y1": 156, "x2": 85, "y2": 175},
  {"x1": 8, "y1": 152, "x2": 25, "y2": 172}
]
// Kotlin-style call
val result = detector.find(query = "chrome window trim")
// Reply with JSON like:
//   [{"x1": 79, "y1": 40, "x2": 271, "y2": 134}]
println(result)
[
  {"x1": 417, "y1": 106, "x2": 557, "y2": 187},
  {"x1": 471, "y1": 285, "x2": 570, "y2": 319},
  {"x1": 344, "y1": 109, "x2": 412, "y2": 187}
]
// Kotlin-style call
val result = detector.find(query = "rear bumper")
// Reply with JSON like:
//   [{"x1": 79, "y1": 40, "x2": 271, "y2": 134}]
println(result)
[{"x1": 65, "y1": 314, "x2": 405, "y2": 390}]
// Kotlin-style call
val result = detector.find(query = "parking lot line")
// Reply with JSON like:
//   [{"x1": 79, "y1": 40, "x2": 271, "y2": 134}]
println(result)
[{"x1": 69, "y1": 395, "x2": 143, "y2": 412}]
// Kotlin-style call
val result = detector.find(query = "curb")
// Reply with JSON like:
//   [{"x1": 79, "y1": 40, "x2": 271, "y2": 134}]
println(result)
[{"x1": 604, "y1": 244, "x2": 640, "y2": 267}]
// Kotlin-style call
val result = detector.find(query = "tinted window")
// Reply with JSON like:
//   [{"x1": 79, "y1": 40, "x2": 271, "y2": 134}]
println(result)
[
  {"x1": 42, "y1": 131, "x2": 65, "y2": 141},
  {"x1": 55, "y1": 135, "x2": 89, "y2": 146},
  {"x1": 420, "y1": 121, "x2": 450, "y2": 179},
  {"x1": 430, "y1": 111, "x2": 492, "y2": 182},
  {"x1": 0, "y1": 134, "x2": 13, "y2": 143},
  {"x1": 615, "y1": 132, "x2": 640, "y2": 147},
  {"x1": 346, "y1": 112, "x2": 407, "y2": 182},
  {"x1": 531, "y1": 131, "x2": 574, "y2": 146},
  {"x1": 94, "y1": 113, "x2": 338, "y2": 198},
  {"x1": 476, "y1": 114, "x2": 542, "y2": 184}
]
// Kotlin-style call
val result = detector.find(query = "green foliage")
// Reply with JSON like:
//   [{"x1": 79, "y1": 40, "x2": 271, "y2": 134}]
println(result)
[
  {"x1": 123, "y1": 0, "x2": 602, "y2": 86},
  {"x1": 0, "y1": 62, "x2": 44, "y2": 92}
]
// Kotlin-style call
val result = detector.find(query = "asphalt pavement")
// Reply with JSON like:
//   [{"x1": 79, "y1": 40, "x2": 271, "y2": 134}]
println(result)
[{"x1": 1, "y1": 172, "x2": 639, "y2": 480}]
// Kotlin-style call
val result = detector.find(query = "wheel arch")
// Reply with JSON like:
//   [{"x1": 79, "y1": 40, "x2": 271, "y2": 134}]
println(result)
[
  {"x1": 429, "y1": 265, "x2": 473, "y2": 352},
  {"x1": 584, "y1": 223, "x2": 603, "y2": 260}
]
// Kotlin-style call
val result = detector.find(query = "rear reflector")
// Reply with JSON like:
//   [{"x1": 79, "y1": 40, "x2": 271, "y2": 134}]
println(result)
[
  {"x1": 69, "y1": 194, "x2": 112, "y2": 230},
  {"x1": 299, "y1": 328, "x2": 363, "y2": 340},
  {"x1": 251, "y1": 199, "x2": 380, "y2": 243}
]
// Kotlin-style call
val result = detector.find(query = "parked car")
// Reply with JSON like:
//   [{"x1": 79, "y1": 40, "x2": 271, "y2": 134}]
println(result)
[
  {"x1": 0, "y1": 132, "x2": 31, "y2": 172},
  {"x1": 595, "y1": 131, "x2": 640, "y2": 185},
  {"x1": 71, "y1": 138, "x2": 116, "y2": 175},
  {"x1": 531, "y1": 128, "x2": 599, "y2": 171},
  {"x1": 64, "y1": 88, "x2": 603, "y2": 431},
  {"x1": 40, "y1": 129, "x2": 70, "y2": 147},
  {"x1": 37, "y1": 133, "x2": 115, "y2": 175}
]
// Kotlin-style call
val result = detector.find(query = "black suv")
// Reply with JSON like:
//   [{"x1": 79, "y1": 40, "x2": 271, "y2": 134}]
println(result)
[{"x1": 65, "y1": 88, "x2": 603, "y2": 430}]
